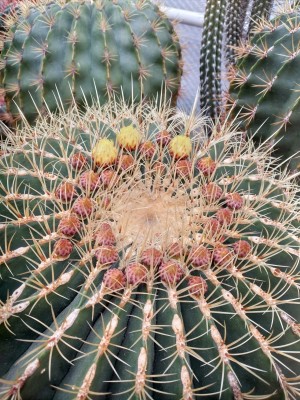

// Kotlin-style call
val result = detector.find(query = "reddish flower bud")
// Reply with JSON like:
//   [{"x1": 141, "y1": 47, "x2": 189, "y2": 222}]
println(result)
[
  {"x1": 197, "y1": 157, "x2": 216, "y2": 176},
  {"x1": 73, "y1": 197, "x2": 94, "y2": 218},
  {"x1": 216, "y1": 208, "x2": 233, "y2": 225},
  {"x1": 58, "y1": 214, "x2": 81, "y2": 237},
  {"x1": 202, "y1": 183, "x2": 223, "y2": 202},
  {"x1": 213, "y1": 245, "x2": 233, "y2": 267},
  {"x1": 139, "y1": 141, "x2": 156, "y2": 159},
  {"x1": 175, "y1": 159, "x2": 192, "y2": 178},
  {"x1": 189, "y1": 245, "x2": 211, "y2": 268},
  {"x1": 79, "y1": 170, "x2": 100, "y2": 191},
  {"x1": 140, "y1": 248, "x2": 163, "y2": 268},
  {"x1": 95, "y1": 246, "x2": 119, "y2": 265},
  {"x1": 226, "y1": 192, "x2": 244, "y2": 210},
  {"x1": 167, "y1": 242, "x2": 185, "y2": 259},
  {"x1": 233, "y1": 240, "x2": 251, "y2": 258},
  {"x1": 99, "y1": 170, "x2": 118, "y2": 187},
  {"x1": 55, "y1": 181, "x2": 77, "y2": 202},
  {"x1": 103, "y1": 269, "x2": 126, "y2": 291},
  {"x1": 52, "y1": 239, "x2": 73, "y2": 258},
  {"x1": 69, "y1": 152, "x2": 87, "y2": 170},
  {"x1": 156, "y1": 130, "x2": 171, "y2": 146},
  {"x1": 125, "y1": 263, "x2": 148, "y2": 285},
  {"x1": 188, "y1": 276, "x2": 208, "y2": 298},
  {"x1": 95, "y1": 223, "x2": 116, "y2": 246},
  {"x1": 159, "y1": 260, "x2": 184, "y2": 285},
  {"x1": 118, "y1": 154, "x2": 135, "y2": 171}
]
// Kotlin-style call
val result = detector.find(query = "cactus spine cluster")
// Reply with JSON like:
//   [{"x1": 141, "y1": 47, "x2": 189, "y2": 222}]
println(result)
[
  {"x1": 0, "y1": 99, "x2": 300, "y2": 399},
  {"x1": 228, "y1": 2, "x2": 300, "y2": 171},
  {"x1": 0, "y1": 0, "x2": 182, "y2": 122}
]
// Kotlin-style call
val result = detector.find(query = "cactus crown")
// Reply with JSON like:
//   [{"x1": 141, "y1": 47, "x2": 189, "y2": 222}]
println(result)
[
  {"x1": 0, "y1": 0, "x2": 182, "y2": 122},
  {"x1": 0, "y1": 99, "x2": 300, "y2": 399}
]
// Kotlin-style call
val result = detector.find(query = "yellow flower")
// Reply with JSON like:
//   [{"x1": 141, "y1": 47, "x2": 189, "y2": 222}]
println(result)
[
  {"x1": 169, "y1": 135, "x2": 192, "y2": 159},
  {"x1": 117, "y1": 125, "x2": 141, "y2": 150},
  {"x1": 92, "y1": 138, "x2": 118, "y2": 167}
]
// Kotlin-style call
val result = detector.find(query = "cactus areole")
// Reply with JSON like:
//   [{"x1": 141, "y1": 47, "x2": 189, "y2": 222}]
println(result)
[
  {"x1": 0, "y1": 100, "x2": 300, "y2": 399},
  {"x1": 0, "y1": 0, "x2": 182, "y2": 122}
]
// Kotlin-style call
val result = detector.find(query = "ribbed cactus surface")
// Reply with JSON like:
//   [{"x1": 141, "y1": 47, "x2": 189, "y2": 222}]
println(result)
[
  {"x1": 228, "y1": 2, "x2": 300, "y2": 171},
  {"x1": 0, "y1": 0, "x2": 181, "y2": 122},
  {"x1": 0, "y1": 101, "x2": 300, "y2": 399}
]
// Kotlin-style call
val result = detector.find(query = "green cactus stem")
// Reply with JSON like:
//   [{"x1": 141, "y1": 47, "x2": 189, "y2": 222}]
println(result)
[
  {"x1": 200, "y1": 0, "x2": 227, "y2": 119},
  {"x1": 0, "y1": 0, "x2": 182, "y2": 123},
  {"x1": 200, "y1": 0, "x2": 274, "y2": 120},
  {"x1": 228, "y1": 2, "x2": 300, "y2": 172},
  {"x1": 0, "y1": 99, "x2": 300, "y2": 399},
  {"x1": 225, "y1": 0, "x2": 249, "y2": 64},
  {"x1": 247, "y1": 0, "x2": 274, "y2": 36}
]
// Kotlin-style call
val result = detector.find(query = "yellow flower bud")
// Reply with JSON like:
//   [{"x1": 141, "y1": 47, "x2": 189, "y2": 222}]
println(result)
[
  {"x1": 117, "y1": 125, "x2": 141, "y2": 150},
  {"x1": 169, "y1": 135, "x2": 192, "y2": 159},
  {"x1": 92, "y1": 138, "x2": 118, "y2": 167}
]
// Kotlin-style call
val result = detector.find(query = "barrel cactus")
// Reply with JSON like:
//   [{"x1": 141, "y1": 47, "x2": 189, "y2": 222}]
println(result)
[
  {"x1": 0, "y1": 99, "x2": 300, "y2": 400},
  {"x1": 0, "y1": 0, "x2": 182, "y2": 123},
  {"x1": 228, "y1": 2, "x2": 300, "y2": 171}
]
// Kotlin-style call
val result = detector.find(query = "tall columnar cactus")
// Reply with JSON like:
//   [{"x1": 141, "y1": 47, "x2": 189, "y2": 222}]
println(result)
[
  {"x1": 228, "y1": 2, "x2": 300, "y2": 172},
  {"x1": 200, "y1": 0, "x2": 227, "y2": 118},
  {"x1": 0, "y1": 100, "x2": 300, "y2": 399},
  {"x1": 0, "y1": 0, "x2": 182, "y2": 123},
  {"x1": 200, "y1": 0, "x2": 274, "y2": 120}
]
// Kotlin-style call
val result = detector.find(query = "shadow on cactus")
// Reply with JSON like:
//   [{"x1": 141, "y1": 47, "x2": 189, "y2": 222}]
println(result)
[
  {"x1": 228, "y1": 2, "x2": 300, "y2": 172},
  {"x1": 0, "y1": 99, "x2": 300, "y2": 400},
  {"x1": 0, "y1": 0, "x2": 182, "y2": 124}
]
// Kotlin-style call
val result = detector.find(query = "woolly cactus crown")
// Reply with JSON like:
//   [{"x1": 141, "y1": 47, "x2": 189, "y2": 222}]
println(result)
[{"x1": 0, "y1": 99, "x2": 300, "y2": 399}]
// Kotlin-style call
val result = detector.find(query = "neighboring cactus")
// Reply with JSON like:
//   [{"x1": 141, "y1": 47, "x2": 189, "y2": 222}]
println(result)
[
  {"x1": 0, "y1": 99, "x2": 300, "y2": 399},
  {"x1": 0, "y1": 0, "x2": 182, "y2": 123},
  {"x1": 228, "y1": 2, "x2": 300, "y2": 171},
  {"x1": 199, "y1": 0, "x2": 226, "y2": 118},
  {"x1": 200, "y1": 0, "x2": 274, "y2": 119}
]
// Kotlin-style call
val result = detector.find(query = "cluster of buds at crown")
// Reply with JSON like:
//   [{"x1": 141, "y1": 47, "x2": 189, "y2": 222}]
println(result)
[
  {"x1": 91, "y1": 126, "x2": 194, "y2": 168},
  {"x1": 98, "y1": 234, "x2": 252, "y2": 294},
  {"x1": 50, "y1": 123, "x2": 252, "y2": 296}
]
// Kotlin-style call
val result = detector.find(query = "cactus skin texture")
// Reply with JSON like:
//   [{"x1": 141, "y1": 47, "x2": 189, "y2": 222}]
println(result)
[
  {"x1": 0, "y1": 0, "x2": 182, "y2": 123},
  {"x1": 0, "y1": 100, "x2": 300, "y2": 400},
  {"x1": 228, "y1": 2, "x2": 300, "y2": 171}
]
